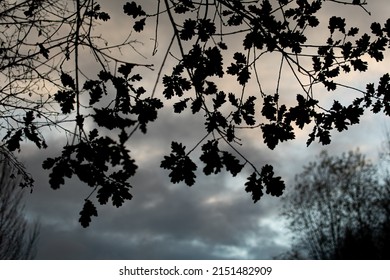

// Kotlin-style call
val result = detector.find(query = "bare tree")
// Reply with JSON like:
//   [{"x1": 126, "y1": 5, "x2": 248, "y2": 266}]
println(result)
[
  {"x1": 0, "y1": 151, "x2": 39, "y2": 259},
  {"x1": 281, "y1": 150, "x2": 390, "y2": 259}
]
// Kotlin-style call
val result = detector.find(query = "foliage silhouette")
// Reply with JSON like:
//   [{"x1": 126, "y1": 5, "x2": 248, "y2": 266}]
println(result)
[
  {"x1": 281, "y1": 150, "x2": 390, "y2": 259},
  {"x1": 1, "y1": 0, "x2": 390, "y2": 226},
  {"x1": 0, "y1": 150, "x2": 39, "y2": 259}
]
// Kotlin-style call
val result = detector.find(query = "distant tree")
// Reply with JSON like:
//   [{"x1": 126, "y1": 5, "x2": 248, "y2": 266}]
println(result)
[
  {"x1": 0, "y1": 150, "x2": 39, "y2": 259},
  {"x1": 281, "y1": 150, "x2": 390, "y2": 259},
  {"x1": 2, "y1": 1, "x2": 390, "y2": 226}
]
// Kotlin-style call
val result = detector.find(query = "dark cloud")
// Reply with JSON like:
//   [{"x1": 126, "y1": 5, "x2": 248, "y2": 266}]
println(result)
[
  {"x1": 20, "y1": 108, "x2": 289, "y2": 260},
  {"x1": 24, "y1": 144, "x2": 288, "y2": 259}
]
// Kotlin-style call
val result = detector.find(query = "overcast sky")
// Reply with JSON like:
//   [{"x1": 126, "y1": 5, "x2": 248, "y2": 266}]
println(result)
[{"x1": 17, "y1": 0, "x2": 390, "y2": 259}]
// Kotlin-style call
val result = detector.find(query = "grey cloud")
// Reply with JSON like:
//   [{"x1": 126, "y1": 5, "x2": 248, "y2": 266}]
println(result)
[
  {"x1": 22, "y1": 125, "x2": 269, "y2": 256},
  {"x1": 22, "y1": 128, "x2": 288, "y2": 259}
]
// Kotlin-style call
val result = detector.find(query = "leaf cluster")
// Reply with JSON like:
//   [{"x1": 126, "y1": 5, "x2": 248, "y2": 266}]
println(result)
[
  {"x1": 245, "y1": 165, "x2": 285, "y2": 203},
  {"x1": 123, "y1": 1, "x2": 147, "y2": 32},
  {"x1": 42, "y1": 133, "x2": 137, "y2": 227}
]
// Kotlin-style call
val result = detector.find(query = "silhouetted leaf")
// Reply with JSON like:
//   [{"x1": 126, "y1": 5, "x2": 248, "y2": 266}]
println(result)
[
  {"x1": 245, "y1": 172, "x2": 263, "y2": 203},
  {"x1": 342, "y1": 42, "x2": 352, "y2": 59},
  {"x1": 191, "y1": 96, "x2": 203, "y2": 114},
  {"x1": 317, "y1": 127, "x2": 331, "y2": 145},
  {"x1": 204, "y1": 81, "x2": 218, "y2": 95},
  {"x1": 261, "y1": 164, "x2": 285, "y2": 197},
  {"x1": 228, "y1": 93, "x2": 239, "y2": 107},
  {"x1": 241, "y1": 96, "x2": 257, "y2": 125},
  {"x1": 222, "y1": 152, "x2": 243, "y2": 176},
  {"x1": 42, "y1": 158, "x2": 56, "y2": 170},
  {"x1": 200, "y1": 140, "x2": 223, "y2": 175},
  {"x1": 60, "y1": 72, "x2": 75, "y2": 90},
  {"x1": 197, "y1": 19, "x2": 216, "y2": 42},
  {"x1": 262, "y1": 123, "x2": 295, "y2": 150},
  {"x1": 6, "y1": 130, "x2": 23, "y2": 152},
  {"x1": 93, "y1": 108, "x2": 136, "y2": 130},
  {"x1": 329, "y1": 16, "x2": 346, "y2": 34},
  {"x1": 173, "y1": 0, "x2": 195, "y2": 13},
  {"x1": 351, "y1": 59, "x2": 368, "y2": 72},
  {"x1": 131, "y1": 97, "x2": 163, "y2": 133},
  {"x1": 163, "y1": 74, "x2": 192, "y2": 99},
  {"x1": 118, "y1": 63, "x2": 135, "y2": 78},
  {"x1": 181, "y1": 19, "x2": 197, "y2": 40},
  {"x1": 226, "y1": 125, "x2": 235, "y2": 142},
  {"x1": 347, "y1": 27, "x2": 359, "y2": 36},
  {"x1": 205, "y1": 111, "x2": 227, "y2": 132},
  {"x1": 371, "y1": 22, "x2": 383, "y2": 36},
  {"x1": 134, "y1": 18, "x2": 146, "y2": 32},
  {"x1": 85, "y1": 81, "x2": 104, "y2": 105},
  {"x1": 123, "y1": 2, "x2": 146, "y2": 18},
  {"x1": 262, "y1": 95, "x2": 277, "y2": 121},
  {"x1": 54, "y1": 90, "x2": 75, "y2": 114},
  {"x1": 161, "y1": 142, "x2": 197, "y2": 186},
  {"x1": 79, "y1": 199, "x2": 98, "y2": 228},
  {"x1": 286, "y1": 94, "x2": 317, "y2": 129},
  {"x1": 98, "y1": 12, "x2": 110, "y2": 21},
  {"x1": 227, "y1": 52, "x2": 250, "y2": 84},
  {"x1": 213, "y1": 91, "x2": 226, "y2": 110},
  {"x1": 38, "y1": 43, "x2": 49, "y2": 59},
  {"x1": 174, "y1": 98, "x2": 190, "y2": 113},
  {"x1": 47, "y1": 158, "x2": 73, "y2": 189},
  {"x1": 204, "y1": 47, "x2": 224, "y2": 77},
  {"x1": 218, "y1": 42, "x2": 228, "y2": 50}
]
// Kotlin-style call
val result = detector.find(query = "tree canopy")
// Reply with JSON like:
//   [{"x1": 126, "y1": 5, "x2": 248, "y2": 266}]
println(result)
[
  {"x1": 1, "y1": 0, "x2": 390, "y2": 226},
  {"x1": 281, "y1": 150, "x2": 390, "y2": 259}
]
